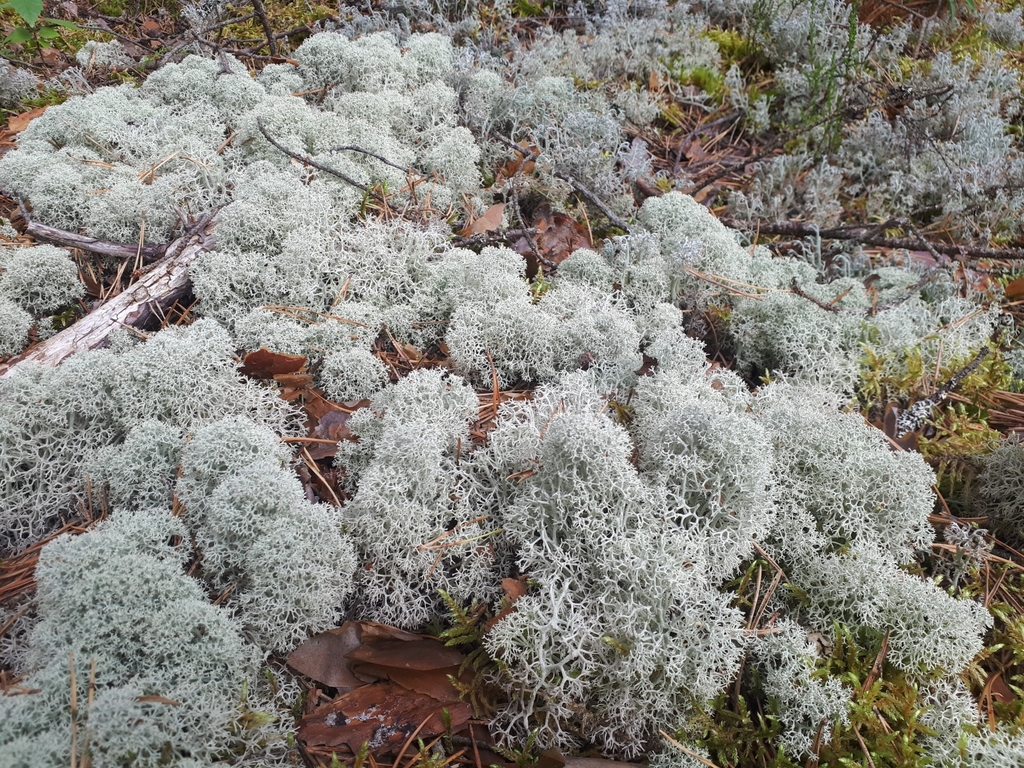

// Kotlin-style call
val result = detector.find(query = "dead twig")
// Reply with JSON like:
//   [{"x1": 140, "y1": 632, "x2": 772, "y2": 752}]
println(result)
[
  {"x1": 721, "y1": 218, "x2": 1024, "y2": 261},
  {"x1": 0, "y1": 214, "x2": 217, "y2": 375},
  {"x1": 255, "y1": 118, "x2": 387, "y2": 206},
  {"x1": 449, "y1": 227, "x2": 538, "y2": 249},
  {"x1": 659, "y1": 730, "x2": 721, "y2": 768},
  {"x1": 249, "y1": 0, "x2": 278, "y2": 56},
  {"x1": 790, "y1": 278, "x2": 842, "y2": 313},
  {"x1": 326, "y1": 145, "x2": 417, "y2": 175}
]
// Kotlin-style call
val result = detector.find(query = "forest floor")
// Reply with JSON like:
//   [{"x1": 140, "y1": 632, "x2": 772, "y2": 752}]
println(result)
[{"x1": 3, "y1": 1, "x2": 1024, "y2": 767}]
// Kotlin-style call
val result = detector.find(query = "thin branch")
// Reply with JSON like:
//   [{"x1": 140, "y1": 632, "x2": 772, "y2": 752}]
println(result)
[
  {"x1": 249, "y1": 0, "x2": 279, "y2": 56},
  {"x1": 255, "y1": 118, "x2": 387, "y2": 206},
  {"x1": 895, "y1": 344, "x2": 992, "y2": 437},
  {"x1": 449, "y1": 227, "x2": 537, "y2": 249},
  {"x1": 325, "y1": 145, "x2": 415, "y2": 175},
  {"x1": 790, "y1": 278, "x2": 841, "y2": 313},
  {"x1": 0, "y1": 218, "x2": 216, "y2": 375}
]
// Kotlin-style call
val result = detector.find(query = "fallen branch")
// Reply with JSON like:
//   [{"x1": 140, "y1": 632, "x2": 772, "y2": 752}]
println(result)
[
  {"x1": 894, "y1": 344, "x2": 992, "y2": 437},
  {"x1": 19, "y1": 202, "x2": 173, "y2": 263},
  {"x1": 0, "y1": 216, "x2": 216, "y2": 375},
  {"x1": 721, "y1": 218, "x2": 1024, "y2": 261}
]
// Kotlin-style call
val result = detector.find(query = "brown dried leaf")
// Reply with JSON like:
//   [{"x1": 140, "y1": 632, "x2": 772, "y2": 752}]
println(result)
[
  {"x1": 537, "y1": 750, "x2": 567, "y2": 768},
  {"x1": 494, "y1": 145, "x2": 540, "y2": 186},
  {"x1": 9, "y1": 107, "x2": 48, "y2": 135},
  {"x1": 347, "y1": 663, "x2": 466, "y2": 701},
  {"x1": 303, "y1": 409, "x2": 353, "y2": 460},
  {"x1": 274, "y1": 372, "x2": 314, "y2": 388},
  {"x1": 298, "y1": 683, "x2": 472, "y2": 752},
  {"x1": 485, "y1": 576, "x2": 530, "y2": 630},
  {"x1": 39, "y1": 48, "x2": 61, "y2": 67},
  {"x1": 346, "y1": 638, "x2": 466, "y2": 671},
  {"x1": 286, "y1": 622, "x2": 368, "y2": 691},
  {"x1": 472, "y1": 203, "x2": 506, "y2": 235},
  {"x1": 240, "y1": 348, "x2": 307, "y2": 379},
  {"x1": 533, "y1": 211, "x2": 591, "y2": 265},
  {"x1": 1005, "y1": 277, "x2": 1024, "y2": 301},
  {"x1": 357, "y1": 622, "x2": 421, "y2": 643},
  {"x1": 460, "y1": 203, "x2": 506, "y2": 237},
  {"x1": 501, "y1": 576, "x2": 528, "y2": 602}
]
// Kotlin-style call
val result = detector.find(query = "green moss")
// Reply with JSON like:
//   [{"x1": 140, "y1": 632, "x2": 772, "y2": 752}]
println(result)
[{"x1": 704, "y1": 26, "x2": 771, "y2": 78}]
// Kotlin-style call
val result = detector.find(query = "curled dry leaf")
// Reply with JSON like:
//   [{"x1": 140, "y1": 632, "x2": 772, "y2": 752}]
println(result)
[
  {"x1": 494, "y1": 144, "x2": 539, "y2": 187},
  {"x1": 1005, "y1": 277, "x2": 1024, "y2": 301},
  {"x1": 514, "y1": 207, "x2": 592, "y2": 276}
]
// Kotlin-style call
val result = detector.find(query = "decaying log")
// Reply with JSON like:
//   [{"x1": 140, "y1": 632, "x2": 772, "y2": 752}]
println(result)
[{"x1": 0, "y1": 219, "x2": 215, "y2": 376}]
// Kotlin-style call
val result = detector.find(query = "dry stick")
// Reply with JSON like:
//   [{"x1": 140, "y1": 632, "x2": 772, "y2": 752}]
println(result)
[
  {"x1": 659, "y1": 730, "x2": 721, "y2": 768},
  {"x1": 746, "y1": 564, "x2": 763, "y2": 631},
  {"x1": 895, "y1": 344, "x2": 992, "y2": 437},
  {"x1": 449, "y1": 227, "x2": 537, "y2": 249},
  {"x1": 327, "y1": 145, "x2": 417, "y2": 175},
  {"x1": 20, "y1": 202, "x2": 167, "y2": 262},
  {"x1": 493, "y1": 134, "x2": 632, "y2": 232},
  {"x1": 302, "y1": 446, "x2": 342, "y2": 507},
  {"x1": 790, "y1": 278, "x2": 841, "y2": 313},
  {"x1": 510, "y1": 182, "x2": 554, "y2": 271},
  {"x1": 720, "y1": 217, "x2": 1024, "y2": 261},
  {"x1": 248, "y1": 0, "x2": 278, "y2": 56},
  {"x1": 255, "y1": 118, "x2": 387, "y2": 206},
  {"x1": 468, "y1": 723, "x2": 483, "y2": 768},
  {"x1": 392, "y1": 714, "x2": 435, "y2": 768},
  {"x1": 860, "y1": 628, "x2": 890, "y2": 694},
  {"x1": 82, "y1": 658, "x2": 96, "y2": 768},
  {"x1": 237, "y1": 21, "x2": 327, "y2": 56},
  {"x1": 904, "y1": 220, "x2": 949, "y2": 265},
  {"x1": 158, "y1": 12, "x2": 258, "y2": 65},
  {"x1": 853, "y1": 726, "x2": 877, "y2": 768}
]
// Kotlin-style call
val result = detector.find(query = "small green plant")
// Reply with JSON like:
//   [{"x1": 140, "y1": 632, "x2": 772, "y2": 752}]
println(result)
[
  {"x1": 1, "y1": 0, "x2": 79, "y2": 53},
  {"x1": 437, "y1": 589, "x2": 501, "y2": 718},
  {"x1": 492, "y1": 728, "x2": 542, "y2": 768}
]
